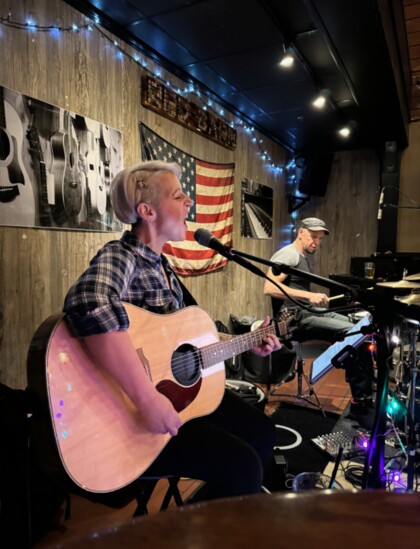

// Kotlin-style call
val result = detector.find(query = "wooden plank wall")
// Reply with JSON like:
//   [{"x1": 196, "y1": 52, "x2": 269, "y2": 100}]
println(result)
[
  {"x1": 0, "y1": 0, "x2": 379, "y2": 389},
  {"x1": 398, "y1": 121, "x2": 420, "y2": 251}
]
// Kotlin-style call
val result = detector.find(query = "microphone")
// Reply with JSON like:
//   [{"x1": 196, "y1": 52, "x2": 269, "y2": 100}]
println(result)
[
  {"x1": 377, "y1": 189, "x2": 385, "y2": 220},
  {"x1": 194, "y1": 228, "x2": 231, "y2": 257}
]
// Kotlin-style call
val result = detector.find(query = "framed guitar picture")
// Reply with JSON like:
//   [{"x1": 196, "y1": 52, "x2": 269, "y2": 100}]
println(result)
[{"x1": 0, "y1": 85, "x2": 123, "y2": 232}]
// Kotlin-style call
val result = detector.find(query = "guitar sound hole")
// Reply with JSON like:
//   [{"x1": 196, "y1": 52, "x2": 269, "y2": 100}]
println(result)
[
  {"x1": 0, "y1": 129, "x2": 11, "y2": 160},
  {"x1": 171, "y1": 344, "x2": 201, "y2": 386}
]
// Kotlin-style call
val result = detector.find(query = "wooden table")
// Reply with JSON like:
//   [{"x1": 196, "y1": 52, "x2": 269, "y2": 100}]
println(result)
[{"x1": 46, "y1": 491, "x2": 420, "y2": 548}]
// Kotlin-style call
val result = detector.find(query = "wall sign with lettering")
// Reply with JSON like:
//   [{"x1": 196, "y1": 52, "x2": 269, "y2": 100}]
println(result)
[{"x1": 141, "y1": 75, "x2": 237, "y2": 151}]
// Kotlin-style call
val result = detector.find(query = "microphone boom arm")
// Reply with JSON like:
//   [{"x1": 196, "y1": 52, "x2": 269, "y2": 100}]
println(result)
[{"x1": 229, "y1": 247, "x2": 358, "y2": 302}]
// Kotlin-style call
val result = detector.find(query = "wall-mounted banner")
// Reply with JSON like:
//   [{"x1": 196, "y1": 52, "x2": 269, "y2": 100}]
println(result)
[
  {"x1": 140, "y1": 124, "x2": 234, "y2": 276},
  {"x1": 0, "y1": 85, "x2": 123, "y2": 231},
  {"x1": 240, "y1": 178, "x2": 273, "y2": 239},
  {"x1": 141, "y1": 75, "x2": 237, "y2": 151}
]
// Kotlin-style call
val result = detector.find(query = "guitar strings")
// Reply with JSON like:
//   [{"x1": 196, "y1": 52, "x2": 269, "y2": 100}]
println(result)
[{"x1": 147, "y1": 321, "x2": 289, "y2": 380}]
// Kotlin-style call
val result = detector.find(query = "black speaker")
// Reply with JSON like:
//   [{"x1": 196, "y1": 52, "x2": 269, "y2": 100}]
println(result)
[
  {"x1": 297, "y1": 153, "x2": 334, "y2": 197},
  {"x1": 383, "y1": 140, "x2": 398, "y2": 173}
]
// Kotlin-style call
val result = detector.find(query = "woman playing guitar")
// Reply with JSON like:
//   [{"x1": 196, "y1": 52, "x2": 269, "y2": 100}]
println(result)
[{"x1": 61, "y1": 160, "x2": 281, "y2": 500}]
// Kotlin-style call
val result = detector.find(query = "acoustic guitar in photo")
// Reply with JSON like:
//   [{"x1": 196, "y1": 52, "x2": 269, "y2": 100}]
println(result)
[
  {"x1": 99, "y1": 123, "x2": 113, "y2": 212},
  {"x1": 50, "y1": 109, "x2": 82, "y2": 224},
  {"x1": 75, "y1": 116, "x2": 107, "y2": 219},
  {"x1": 27, "y1": 303, "x2": 293, "y2": 493},
  {"x1": 27, "y1": 124, "x2": 53, "y2": 227},
  {"x1": 0, "y1": 86, "x2": 35, "y2": 225}
]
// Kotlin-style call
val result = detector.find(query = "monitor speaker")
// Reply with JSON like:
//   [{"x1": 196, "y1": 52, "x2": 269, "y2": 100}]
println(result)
[{"x1": 297, "y1": 153, "x2": 334, "y2": 197}]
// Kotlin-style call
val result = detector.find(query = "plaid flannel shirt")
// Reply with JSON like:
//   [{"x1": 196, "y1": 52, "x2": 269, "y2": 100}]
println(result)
[{"x1": 64, "y1": 231, "x2": 184, "y2": 336}]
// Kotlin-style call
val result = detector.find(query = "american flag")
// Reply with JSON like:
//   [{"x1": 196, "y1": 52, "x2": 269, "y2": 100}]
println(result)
[{"x1": 140, "y1": 124, "x2": 235, "y2": 276}]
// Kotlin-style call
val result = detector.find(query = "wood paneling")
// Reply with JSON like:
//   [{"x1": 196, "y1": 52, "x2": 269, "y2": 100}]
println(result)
[
  {"x1": 397, "y1": 121, "x2": 420, "y2": 251},
  {"x1": 404, "y1": 0, "x2": 420, "y2": 120},
  {"x1": 298, "y1": 150, "x2": 380, "y2": 289},
  {"x1": 0, "y1": 0, "x2": 379, "y2": 390}
]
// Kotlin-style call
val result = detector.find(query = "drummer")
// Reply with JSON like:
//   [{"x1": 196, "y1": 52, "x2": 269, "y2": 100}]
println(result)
[{"x1": 264, "y1": 217, "x2": 375, "y2": 416}]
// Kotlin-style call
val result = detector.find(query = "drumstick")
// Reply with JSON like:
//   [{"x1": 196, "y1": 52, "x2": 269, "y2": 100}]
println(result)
[{"x1": 328, "y1": 293, "x2": 345, "y2": 302}]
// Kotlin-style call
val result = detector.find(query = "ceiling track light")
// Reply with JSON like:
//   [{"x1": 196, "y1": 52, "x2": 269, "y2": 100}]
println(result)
[
  {"x1": 312, "y1": 95, "x2": 326, "y2": 109},
  {"x1": 312, "y1": 88, "x2": 331, "y2": 109},
  {"x1": 338, "y1": 126, "x2": 351, "y2": 138},
  {"x1": 279, "y1": 43, "x2": 294, "y2": 68}
]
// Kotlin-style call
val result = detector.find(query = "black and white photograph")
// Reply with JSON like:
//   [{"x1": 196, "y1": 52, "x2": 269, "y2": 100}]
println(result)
[
  {"x1": 0, "y1": 85, "x2": 123, "y2": 231},
  {"x1": 240, "y1": 177, "x2": 273, "y2": 239}
]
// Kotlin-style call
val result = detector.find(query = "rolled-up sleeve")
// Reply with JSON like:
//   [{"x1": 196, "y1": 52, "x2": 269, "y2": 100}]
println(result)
[{"x1": 64, "y1": 247, "x2": 135, "y2": 336}]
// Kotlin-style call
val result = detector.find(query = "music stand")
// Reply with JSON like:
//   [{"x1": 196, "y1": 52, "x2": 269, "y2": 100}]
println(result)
[{"x1": 310, "y1": 314, "x2": 372, "y2": 384}]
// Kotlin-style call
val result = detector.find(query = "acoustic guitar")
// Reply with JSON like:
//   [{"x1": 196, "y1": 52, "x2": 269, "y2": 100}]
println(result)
[{"x1": 27, "y1": 303, "x2": 293, "y2": 493}]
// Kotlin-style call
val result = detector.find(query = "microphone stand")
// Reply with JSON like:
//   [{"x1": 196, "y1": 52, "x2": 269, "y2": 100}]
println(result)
[{"x1": 225, "y1": 246, "x2": 420, "y2": 489}]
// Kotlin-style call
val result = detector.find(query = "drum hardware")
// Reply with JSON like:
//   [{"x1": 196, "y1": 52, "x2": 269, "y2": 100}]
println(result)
[{"x1": 388, "y1": 323, "x2": 420, "y2": 491}]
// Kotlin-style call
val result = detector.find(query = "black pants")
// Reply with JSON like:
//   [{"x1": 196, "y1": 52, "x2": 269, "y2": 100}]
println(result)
[{"x1": 143, "y1": 389, "x2": 276, "y2": 501}]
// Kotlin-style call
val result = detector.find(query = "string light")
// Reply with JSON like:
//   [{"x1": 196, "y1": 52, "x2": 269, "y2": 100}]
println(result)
[{"x1": 0, "y1": 11, "x2": 285, "y2": 174}]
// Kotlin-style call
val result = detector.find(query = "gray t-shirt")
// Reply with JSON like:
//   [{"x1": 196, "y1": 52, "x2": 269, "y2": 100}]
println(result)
[{"x1": 270, "y1": 243, "x2": 312, "y2": 313}]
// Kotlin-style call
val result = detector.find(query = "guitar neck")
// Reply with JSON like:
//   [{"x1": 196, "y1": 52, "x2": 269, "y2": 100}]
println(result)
[{"x1": 201, "y1": 322, "x2": 281, "y2": 369}]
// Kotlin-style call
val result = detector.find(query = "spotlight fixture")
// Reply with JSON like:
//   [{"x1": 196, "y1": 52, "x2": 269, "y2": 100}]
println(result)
[
  {"x1": 312, "y1": 89, "x2": 329, "y2": 109},
  {"x1": 279, "y1": 44, "x2": 294, "y2": 68},
  {"x1": 338, "y1": 126, "x2": 351, "y2": 138},
  {"x1": 312, "y1": 95, "x2": 326, "y2": 109}
]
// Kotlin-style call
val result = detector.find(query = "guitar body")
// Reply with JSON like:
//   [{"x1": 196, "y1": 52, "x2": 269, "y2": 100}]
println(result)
[
  {"x1": 27, "y1": 304, "x2": 225, "y2": 493},
  {"x1": 85, "y1": 147, "x2": 106, "y2": 216}
]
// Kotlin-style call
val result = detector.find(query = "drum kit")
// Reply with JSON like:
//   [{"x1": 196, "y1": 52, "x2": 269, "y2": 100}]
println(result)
[
  {"x1": 374, "y1": 273, "x2": 420, "y2": 479},
  {"x1": 375, "y1": 272, "x2": 420, "y2": 306}
]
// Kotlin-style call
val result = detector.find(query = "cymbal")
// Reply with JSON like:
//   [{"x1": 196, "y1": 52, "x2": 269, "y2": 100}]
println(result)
[
  {"x1": 399, "y1": 293, "x2": 420, "y2": 305},
  {"x1": 376, "y1": 280, "x2": 420, "y2": 289},
  {"x1": 404, "y1": 273, "x2": 420, "y2": 281}
]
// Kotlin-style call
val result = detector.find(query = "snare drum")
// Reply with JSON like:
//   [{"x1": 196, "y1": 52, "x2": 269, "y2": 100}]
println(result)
[{"x1": 348, "y1": 310, "x2": 370, "y2": 324}]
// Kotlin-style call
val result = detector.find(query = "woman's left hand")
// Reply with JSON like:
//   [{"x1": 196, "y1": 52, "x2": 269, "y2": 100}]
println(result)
[{"x1": 250, "y1": 316, "x2": 282, "y2": 357}]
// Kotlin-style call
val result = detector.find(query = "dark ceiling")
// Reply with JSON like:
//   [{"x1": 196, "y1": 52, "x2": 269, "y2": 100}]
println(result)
[{"x1": 65, "y1": 0, "x2": 411, "y2": 155}]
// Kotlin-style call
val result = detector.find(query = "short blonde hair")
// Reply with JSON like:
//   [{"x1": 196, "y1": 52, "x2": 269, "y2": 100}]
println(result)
[{"x1": 110, "y1": 161, "x2": 182, "y2": 224}]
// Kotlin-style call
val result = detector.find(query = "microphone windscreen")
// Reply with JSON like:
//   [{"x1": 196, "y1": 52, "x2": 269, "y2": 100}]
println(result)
[{"x1": 194, "y1": 228, "x2": 213, "y2": 247}]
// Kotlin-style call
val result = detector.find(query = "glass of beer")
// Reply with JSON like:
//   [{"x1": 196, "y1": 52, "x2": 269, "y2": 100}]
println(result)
[{"x1": 364, "y1": 261, "x2": 375, "y2": 279}]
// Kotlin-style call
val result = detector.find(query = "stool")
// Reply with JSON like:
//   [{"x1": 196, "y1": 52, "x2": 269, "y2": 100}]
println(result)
[
  {"x1": 270, "y1": 339, "x2": 329, "y2": 416},
  {"x1": 133, "y1": 475, "x2": 184, "y2": 516}
]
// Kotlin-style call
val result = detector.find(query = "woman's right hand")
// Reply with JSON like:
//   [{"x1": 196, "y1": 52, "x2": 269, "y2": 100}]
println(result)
[{"x1": 137, "y1": 390, "x2": 182, "y2": 436}]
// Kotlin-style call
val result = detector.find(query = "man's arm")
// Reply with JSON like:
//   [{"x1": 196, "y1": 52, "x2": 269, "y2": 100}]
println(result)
[{"x1": 264, "y1": 268, "x2": 329, "y2": 307}]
